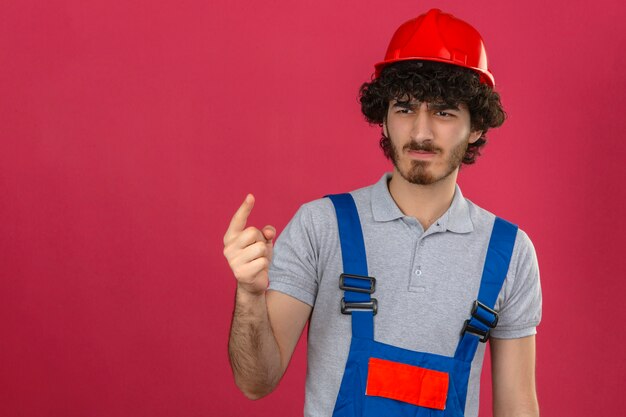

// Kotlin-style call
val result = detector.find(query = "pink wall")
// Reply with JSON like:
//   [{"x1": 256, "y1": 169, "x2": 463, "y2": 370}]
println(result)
[{"x1": 1, "y1": 0, "x2": 625, "y2": 415}]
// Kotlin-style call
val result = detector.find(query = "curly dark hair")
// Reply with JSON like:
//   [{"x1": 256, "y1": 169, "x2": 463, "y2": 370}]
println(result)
[{"x1": 359, "y1": 60, "x2": 506, "y2": 164}]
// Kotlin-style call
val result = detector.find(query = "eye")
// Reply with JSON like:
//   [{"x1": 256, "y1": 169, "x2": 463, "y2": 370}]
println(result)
[
  {"x1": 396, "y1": 108, "x2": 414, "y2": 114},
  {"x1": 435, "y1": 111, "x2": 454, "y2": 117}
]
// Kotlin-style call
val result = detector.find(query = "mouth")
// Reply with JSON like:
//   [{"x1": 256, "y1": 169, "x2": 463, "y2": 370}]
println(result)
[{"x1": 407, "y1": 149, "x2": 437, "y2": 159}]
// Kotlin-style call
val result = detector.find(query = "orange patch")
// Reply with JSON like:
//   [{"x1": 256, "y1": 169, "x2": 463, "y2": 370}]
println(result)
[{"x1": 365, "y1": 357, "x2": 449, "y2": 410}]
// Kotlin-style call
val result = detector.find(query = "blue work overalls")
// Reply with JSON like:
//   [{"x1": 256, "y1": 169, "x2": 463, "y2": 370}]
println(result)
[{"x1": 326, "y1": 193, "x2": 517, "y2": 417}]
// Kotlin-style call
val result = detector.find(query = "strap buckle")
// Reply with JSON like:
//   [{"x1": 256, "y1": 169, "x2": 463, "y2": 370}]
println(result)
[
  {"x1": 341, "y1": 298, "x2": 378, "y2": 315},
  {"x1": 339, "y1": 273, "x2": 376, "y2": 294},
  {"x1": 471, "y1": 300, "x2": 499, "y2": 327},
  {"x1": 461, "y1": 300, "x2": 499, "y2": 343}
]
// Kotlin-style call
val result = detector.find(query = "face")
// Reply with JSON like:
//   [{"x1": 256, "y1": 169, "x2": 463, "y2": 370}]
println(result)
[{"x1": 383, "y1": 99, "x2": 482, "y2": 185}]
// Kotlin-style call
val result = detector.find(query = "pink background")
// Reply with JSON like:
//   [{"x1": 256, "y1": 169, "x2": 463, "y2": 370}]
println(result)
[{"x1": 1, "y1": 0, "x2": 625, "y2": 416}]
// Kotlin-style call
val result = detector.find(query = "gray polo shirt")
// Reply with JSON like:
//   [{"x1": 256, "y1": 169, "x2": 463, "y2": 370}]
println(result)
[{"x1": 269, "y1": 173, "x2": 542, "y2": 417}]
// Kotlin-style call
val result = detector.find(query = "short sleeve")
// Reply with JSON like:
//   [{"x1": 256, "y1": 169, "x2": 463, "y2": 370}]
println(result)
[
  {"x1": 268, "y1": 204, "x2": 320, "y2": 306},
  {"x1": 490, "y1": 229, "x2": 542, "y2": 339}
]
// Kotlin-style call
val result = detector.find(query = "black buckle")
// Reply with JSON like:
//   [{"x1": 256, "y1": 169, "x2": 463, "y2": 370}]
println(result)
[
  {"x1": 461, "y1": 320, "x2": 490, "y2": 342},
  {"x1": 471, "y1": 300, "x2": 499, "y2": 328},
  {"x1": 341, "y1": 298, "x2": 378, "y2": 315},
  {"x1": 339, "y1": 273, "x2": 376, "y2": 294},
  {"x1": 461, "y1": 301, "x2": 499, "y2": 343}
]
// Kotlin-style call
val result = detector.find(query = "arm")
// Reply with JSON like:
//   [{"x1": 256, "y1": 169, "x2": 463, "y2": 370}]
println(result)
[
  {"x1": 224, "y1": 194, "x2": 312, "y2": 399},
  {"x1": 229, "y1": 288, "x2": 311, "y2": 399},
  {"x1": 490, "y1": 336, "x2": 539, "y2": 417}
]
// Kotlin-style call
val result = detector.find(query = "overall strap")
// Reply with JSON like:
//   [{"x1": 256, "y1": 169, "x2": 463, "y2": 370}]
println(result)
[
  {"x1": 454, "y1": 217, "x2": 518, "y2": 363},
  {"x1": 326, "y1": 194, "x2": 375, "y2": 340}
]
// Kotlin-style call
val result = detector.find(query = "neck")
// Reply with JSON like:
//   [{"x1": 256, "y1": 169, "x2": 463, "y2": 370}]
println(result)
[{"x1": 388, "y1": 168, "x2": 459, "y2": 230}]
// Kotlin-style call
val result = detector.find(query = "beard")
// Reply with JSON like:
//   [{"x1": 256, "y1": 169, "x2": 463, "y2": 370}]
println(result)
[{"x1": 389, "y1": 137, "x2": 469, "y2": 185}]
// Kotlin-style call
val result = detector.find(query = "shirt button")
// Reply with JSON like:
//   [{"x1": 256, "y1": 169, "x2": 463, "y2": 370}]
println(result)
[{"x1": 414, "y1": 269, "x2": 422, "y2": 276}]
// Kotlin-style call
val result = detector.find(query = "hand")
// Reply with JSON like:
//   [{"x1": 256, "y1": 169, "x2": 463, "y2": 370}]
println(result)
[{"x1": 223, "y1": 194, "x2": 276, "y2": 296}]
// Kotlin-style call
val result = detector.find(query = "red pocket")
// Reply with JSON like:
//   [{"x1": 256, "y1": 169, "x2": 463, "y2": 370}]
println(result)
[{"x1": 365, "y1": 357, "x2": 449, "y2": 410}]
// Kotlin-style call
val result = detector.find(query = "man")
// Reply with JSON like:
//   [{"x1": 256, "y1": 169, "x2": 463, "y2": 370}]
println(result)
[{"x1": 223, "y1": 9, "x2": 541, "y2": 417}]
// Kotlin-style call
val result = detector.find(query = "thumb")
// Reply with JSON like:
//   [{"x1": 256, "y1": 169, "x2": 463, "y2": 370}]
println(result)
[{"x1": 261, "y1": 225, "x2": 276, "y2": 243}]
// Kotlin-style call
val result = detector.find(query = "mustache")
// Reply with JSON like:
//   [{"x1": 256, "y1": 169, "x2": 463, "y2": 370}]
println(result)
[{"x1": 403, "y1": 141, "x2": 441, "y2": 153}]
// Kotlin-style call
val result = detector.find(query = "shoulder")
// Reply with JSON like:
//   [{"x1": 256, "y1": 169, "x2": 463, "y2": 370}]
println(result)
[
  {"x1": 292, "y1": 197, "x2": 336, "y2": 237},
  {"x1": 464, "y1": 197, "x2": 535, "y2": 250},
  {"x1": 463, "y1": 196, "x2": 539, "y2": 280},
  {"x1": 465, "y1": 196, "x2": 503, "y2": 229},
  {"x1": 296, "y1": 181, "x2": 378, "y2": 227}
]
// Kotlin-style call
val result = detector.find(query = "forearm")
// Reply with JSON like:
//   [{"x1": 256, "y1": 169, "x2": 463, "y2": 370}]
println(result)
[
  {"x1": 493, "y1": 395, "x2": 539, "y2": 417},
  {"x1": 228, "y1": 287, "x2": 282, "y2": 400},
  {"x1": 491, "y1": 336, "x2": 539, "y2": 417}
]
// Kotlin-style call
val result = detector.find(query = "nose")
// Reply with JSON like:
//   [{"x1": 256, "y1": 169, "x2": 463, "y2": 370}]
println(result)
[{"x1": 411, "y1": 103, "x2": 434, "y2": 141}]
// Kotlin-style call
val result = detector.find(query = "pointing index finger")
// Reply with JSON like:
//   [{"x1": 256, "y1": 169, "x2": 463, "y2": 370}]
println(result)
[{"x1": 224, "y1": 194, "x2": 255, "y2": 243}]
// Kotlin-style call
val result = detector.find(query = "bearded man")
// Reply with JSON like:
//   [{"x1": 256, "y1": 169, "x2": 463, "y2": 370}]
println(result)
[{"x1": 223, "y1": 9, "x2": 542, "y2": 417}]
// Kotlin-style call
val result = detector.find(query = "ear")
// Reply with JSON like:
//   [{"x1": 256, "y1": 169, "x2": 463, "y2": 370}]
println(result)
[
  {"x1": 382, "y1": 119, "x2": 389, "y2": 138},
  {"x1": 469, "y1": 130, "x2": 483, "y2": 144}
]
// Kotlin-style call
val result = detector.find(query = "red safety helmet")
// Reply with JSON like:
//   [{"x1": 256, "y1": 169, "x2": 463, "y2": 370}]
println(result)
[{"x1": 374, "y1": 9, "x2": 495, "y2": 86}]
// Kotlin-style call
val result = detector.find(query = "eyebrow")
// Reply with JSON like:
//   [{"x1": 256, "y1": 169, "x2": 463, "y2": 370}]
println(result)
[
  {"x1": 428, "y1": 102, "x2": 460, "y2": 111},
  {"x1": 391, "y1": 101, "x2": 415, "y2": 109}
]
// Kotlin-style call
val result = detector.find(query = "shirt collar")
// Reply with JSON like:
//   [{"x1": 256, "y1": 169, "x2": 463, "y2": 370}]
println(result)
[{"x1": 370, "y1": 173, "x2": 474, "y2": 233}]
